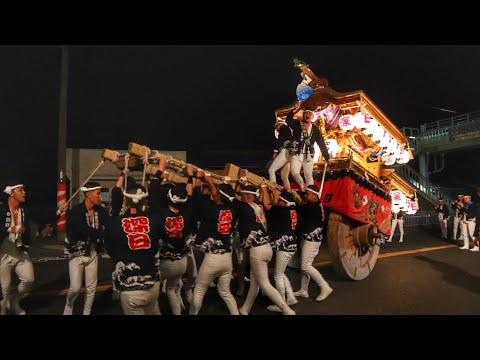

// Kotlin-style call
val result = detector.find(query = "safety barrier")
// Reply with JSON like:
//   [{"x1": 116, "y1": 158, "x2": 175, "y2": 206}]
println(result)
[{"x1": 403, "y1": 210, "x2": 438, "y2": 226}]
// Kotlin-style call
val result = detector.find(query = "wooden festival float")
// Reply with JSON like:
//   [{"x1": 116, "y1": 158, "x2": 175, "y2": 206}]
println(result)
[
  {"x1": 273, "y1": 60, "x2": 419, "y2": 280},
  {"x1": 99, "y1": 60, "x2": 418, "y2": 281}
]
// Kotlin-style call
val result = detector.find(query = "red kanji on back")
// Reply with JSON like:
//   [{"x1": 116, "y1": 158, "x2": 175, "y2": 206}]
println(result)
[
  {"x1": 121, "y1": 216, "x2": 152, "y2": 250},
  {"x1": 165, "y1": 216, "x2": 184, "y2": 238},
  {"x1": 290, "y1": 209, "x2": 298, "y2": 230},
  {"x1": 121, "y1": 216, "x2": 150, "y2": 233},
  {"x1": 218, "y1": 209, "x2": 233, "y2": 235},
  {"x1": 127, "y1": 233, "x2": 151, "y2": 250}
]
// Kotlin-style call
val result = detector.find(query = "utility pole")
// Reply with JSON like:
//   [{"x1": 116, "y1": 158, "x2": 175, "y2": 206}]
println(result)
[{"x1": 57, "y1": 45, "x2": 69, "y2": 244}]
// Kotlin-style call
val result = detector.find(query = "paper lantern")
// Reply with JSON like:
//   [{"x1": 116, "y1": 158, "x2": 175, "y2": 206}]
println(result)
[
  {"x1": 405, "y1": 197, "x2": 418, "y2": 215},
  {"x1": 382, "y1": 153, "x2": 395, "y2": 166},
  {"x1": 391, "y1": 190, "x2": 407, "y2": 210},
  {"x1": 387, "y1": 138, "x2": 398, "y2": 154},
  {"x1": 371, "y1": 125, "x2": 385, "y2": 142},
  {"x1": 362, "y1": 118, "x2": 378, "y2": 136},
  {"x1": 354, "y1": 112, "x2": 373, "y2": 130},
  {"x1": 338, "y1": 114, "x2": 355, "y2": 131},
  {"x1": 378, "y1": 132, "x2": 391, "y2": 148},
  {"x1": 393, "y1": 144, "x2": 404, "y2": 160},
  {"x1": 325, "y1": 139, "x2": 338, "y2": 158},
  {"x1": 396, "y1": 147, "x2": 410, "y2": 164}
]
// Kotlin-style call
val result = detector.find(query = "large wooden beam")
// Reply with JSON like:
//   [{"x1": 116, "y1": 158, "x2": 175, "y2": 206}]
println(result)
[
  {"x1": 102, "y1": 149, "x2": 141, "y2": 171},
  {"x1": 127, "y1": 142, "x2": 302, "y2": 203},
  {"x1": 237, "y1": 169, "x2": 302, "y2": 203}
]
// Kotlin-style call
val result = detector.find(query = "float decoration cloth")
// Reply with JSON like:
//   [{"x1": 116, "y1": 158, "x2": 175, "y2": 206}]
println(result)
[{"x1": 291, "y1": 169, "x2": 392, "y2": 236}]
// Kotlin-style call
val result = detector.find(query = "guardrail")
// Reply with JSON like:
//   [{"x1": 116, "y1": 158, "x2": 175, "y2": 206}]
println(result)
[
  {"x1": 420, "y1": 110, "x2": 480, "y2": 133},
  {"x1": 403, "y1": 210, "x2": 438, "y2": 226},
  {"x1": 395, "y1": 165, "x2": 450, "y2": 204}
]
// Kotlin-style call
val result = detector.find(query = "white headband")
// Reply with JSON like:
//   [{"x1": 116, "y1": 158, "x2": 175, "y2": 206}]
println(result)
[
  {"x1": 3, "y1": 184, "x2": 24, "y2": 195},
  {"x1": 168, "y1": 188, "x2": 188, "y2": 203},
  {"x1": 241, "y1": 189, "x2": 259, "y2": 197},
  {"x1": 123, "y1": 189, "x2": 149, "y2": 204},
  {"x1": 306, "y1": 187, "x2": 320, "y2": 196},
  {"x1": 279, "y1": 195, "x2": 295, "y2": 207},
  {"x1": 81, "y1": 186, "x2": 102, "y2": 192},
  {"x1": 218, "y1": 189, "x2": 235, "y2": 202}
]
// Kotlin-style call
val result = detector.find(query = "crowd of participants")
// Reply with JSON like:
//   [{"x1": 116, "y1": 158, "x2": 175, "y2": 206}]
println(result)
[
  {"x1": 0, "y1": 154, "x2": 333, "y2": 315},
  {"x1": 435, "y1": 192, "x2": 480, "y2": 250},
  {"x1": 3, "y1": 100, "x2": 476, "y2": 315}
]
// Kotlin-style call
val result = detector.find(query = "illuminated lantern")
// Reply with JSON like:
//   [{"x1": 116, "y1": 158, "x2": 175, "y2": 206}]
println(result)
[
  {"x1": 391, "y1": 190, "x2": 407, "y2": 210},
  {"x1": 325, "y1": 139, "x2": 338, "y2": 158},
  {"x1": 405, "y1": 198, "x2": 412, "y2": 210},
  {"x1": 406, "y1": 197, "x2": 418, "y2": 214},
  {"x1": 393, "y1": 144, "x2": 404, "y2": 160},
  {"x1": 391, "y1": 204, "x2": 400, "y2": 214},
  {"x1": 410, "y1": 200, "x2": 419, "y2": 214},
  {"x1": 378, "y1": 132, "x2": 391, "y2": 148},
  {"x1": 362, "y1": 118, "x2": 378, "y2": 136},
  {"x1": 381, "y1": 153, "x2": 395, "y2": 166},
  {"x1": 354, "y1": 112, "x2": 372, "y2": 130},
  {"x1": 338, "y1": 114, "x2": 355, "y2": 131},
  {"x1": 387, "y1": 138, "x2": 398, "y2": 154},
  {"x1": 396, "y1": 147, "x2": 410, "y2": 164},
  {"x1": 371, "y1": 125, "x2": 385, "y2": 142}
]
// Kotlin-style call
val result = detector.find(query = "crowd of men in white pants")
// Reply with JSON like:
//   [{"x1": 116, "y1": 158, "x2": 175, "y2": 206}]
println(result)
[
  {"x1": 435, "y1": 191, "x2": 480, "y2": 251},
  {"x1": 0, "y1": 153, "x2": 333, "y2": 315}
]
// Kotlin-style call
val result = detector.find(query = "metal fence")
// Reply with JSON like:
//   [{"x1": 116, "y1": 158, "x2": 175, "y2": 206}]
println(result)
[
  {"x1": 395, "y1": 165, "x2": 451, "y2": 204},
  {"x1": 420, "y1": 110, "x2": 480, "y2": 133},
  {"x1": 403, "y1": 210, "x2": 438, "y2": 226}
]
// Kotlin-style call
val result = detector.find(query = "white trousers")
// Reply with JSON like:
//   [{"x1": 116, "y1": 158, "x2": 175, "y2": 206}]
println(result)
[
  {"x1": 0, "y1": 250, "x2": 35, "y2": 315},
  {"x1": 298, "y1": 240, "x2": 329, "y2": 293},
  {"x1": 185, "y1": 251, "x2": 197, "y2": 293},
  {"x1": 63, "y1": 251, "x2": 98, "y2": 315},
  {"x1": 273, "y1": 251, "x2": 295, "y2": 300},
  {"x1": 240, "y1": 244, "x2": 293, "y2": 314},
  {"x1": 159, "y1": 256, "x2": 188, "y2": 315},
  {"x1": 120, "y1": 282, "x2": 160, "y2": 315},
  {"x1": 453, "y1": 217, "x2": 463, "y2": 240},
  {"x1": 268, "y1": 148, "x2": 291, "y2": 190},
  {"x1": 189, "y1": 252, "x2": 238, "y2": 315},
  {"x1": 232, "y1": 234, "x2": 248, "y2": 295},
  {"x1": 388, "y1": 219, "x2": 404, "y2": 242},
  {"x1": 290, "y1": 152, "x2": 314, "y2": 190},
  {"x1": 461, "y1": 220, "x2": 476, "y2": 248},
  {"x1": 438, "y1": 214, "x2": 448, "y2": 239}
]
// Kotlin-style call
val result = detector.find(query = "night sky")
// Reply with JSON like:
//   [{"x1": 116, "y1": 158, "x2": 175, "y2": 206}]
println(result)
[{"x1": 1, "y1": 45, "x2": 480, "y2": 222}]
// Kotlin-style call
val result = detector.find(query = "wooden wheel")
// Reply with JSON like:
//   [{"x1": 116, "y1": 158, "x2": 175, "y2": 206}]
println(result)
[{"x1": 326, "y1": 211, "x2": 380, "y2": 280}]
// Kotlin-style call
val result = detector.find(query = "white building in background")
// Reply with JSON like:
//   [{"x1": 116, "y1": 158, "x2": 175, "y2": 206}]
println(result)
[{"x1": 66, "y1": 148, "x2": 187, "y2": 206}]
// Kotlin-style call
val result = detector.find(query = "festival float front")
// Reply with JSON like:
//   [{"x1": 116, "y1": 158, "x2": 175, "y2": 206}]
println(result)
[{"x1": 275, "y1": 60, "x2": 418, "y2": 280}]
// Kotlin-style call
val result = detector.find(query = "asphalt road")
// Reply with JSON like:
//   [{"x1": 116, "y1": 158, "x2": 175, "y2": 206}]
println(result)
[{"x1": 14, "y1": 225, "x2": 480, "y2": 315}]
